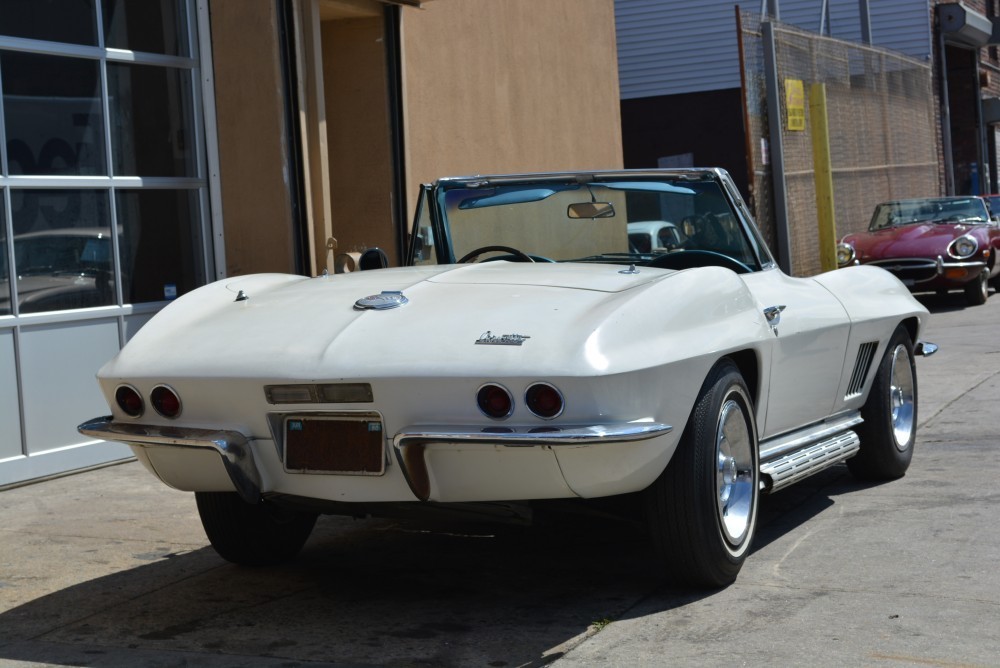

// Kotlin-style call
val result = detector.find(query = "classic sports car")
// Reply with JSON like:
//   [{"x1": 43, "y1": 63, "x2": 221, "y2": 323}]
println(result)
[
  {"x1": 837, "y1": 196, "x2": 1000, "y2": 305},
  {"x1": 80, "y1": 169, "x2": 936, "y2": 588}
]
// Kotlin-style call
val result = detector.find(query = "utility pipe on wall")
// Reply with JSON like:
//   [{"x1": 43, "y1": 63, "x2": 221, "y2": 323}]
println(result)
[{"x1": 809, "y1": 83, "x2": 838, "y2": 272}]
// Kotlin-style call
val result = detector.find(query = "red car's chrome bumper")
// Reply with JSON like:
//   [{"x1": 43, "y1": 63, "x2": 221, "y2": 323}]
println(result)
[{"x1": 866, "y1": 256, "x2": 986, "y2": 288}]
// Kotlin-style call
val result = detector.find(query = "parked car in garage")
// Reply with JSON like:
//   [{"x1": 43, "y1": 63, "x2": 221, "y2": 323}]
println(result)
[
  {"x1": 837, "y1": 196, "x2": 1000, "y2": 305},
  {"x1": 0, "y1": 228, "x2": 116, "y2": 314},
  {"x1": 80, "y1": 169, "x2": 936, "y2": 588}
]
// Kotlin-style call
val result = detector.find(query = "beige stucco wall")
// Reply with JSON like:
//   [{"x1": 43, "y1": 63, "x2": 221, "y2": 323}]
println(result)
[
  {"x1": 210, "y1": 0, "x2": 297, "y2": 276},
  {"x1": 207, "y1": 0, "x2": 623, "y2": 274},
  {"x1": 399, "y1": 0, "x2": 623, "y2": 211}
]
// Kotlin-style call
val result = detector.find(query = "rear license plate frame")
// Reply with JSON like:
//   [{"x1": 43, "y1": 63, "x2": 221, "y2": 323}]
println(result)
[{"x1": 283, "y1": 413, "x2": 386, "y2": 475}]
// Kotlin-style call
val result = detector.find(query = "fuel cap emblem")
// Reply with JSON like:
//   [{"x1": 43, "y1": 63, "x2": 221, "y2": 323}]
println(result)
[{"x1": 354, "y1": 290, "x2": 409, "y2": 311}]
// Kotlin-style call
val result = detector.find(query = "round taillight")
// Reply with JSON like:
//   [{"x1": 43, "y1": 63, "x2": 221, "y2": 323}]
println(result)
[
  {"x1": 526, "y1": 383, "x2": 564, "y2": 419},
  {"x1": 151, "y1": 385, "x2": 182, "y2": 418},
  {"x1": 477, "y1": 384, "x2": 514, "y2": 419},
  {"x1": 115, "y1": 385, "x2": 144, "y2": 418}
]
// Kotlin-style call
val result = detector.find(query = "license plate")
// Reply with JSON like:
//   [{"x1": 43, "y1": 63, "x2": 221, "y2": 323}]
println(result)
[{"x1": 284, "y1": 415, "x2": 385, "y2": 475}]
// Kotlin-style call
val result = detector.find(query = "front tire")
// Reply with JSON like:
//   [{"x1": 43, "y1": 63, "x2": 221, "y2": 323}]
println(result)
[
  {"x1": 847, "y1": 325, "x2": 917, "y2": 480},
  {"x1": 645, "y1": 359, "x2": 759, "y2": 588},
  {"x1": 195, "y1": 492, "x2": 318, "y2": 566},
  {"x1": 964, "y1": 269, "x2": 989, "y2": 306}
]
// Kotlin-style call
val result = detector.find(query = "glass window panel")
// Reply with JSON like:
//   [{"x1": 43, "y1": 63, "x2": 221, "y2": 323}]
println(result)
[
  {"x1": 0, "y1": 0, "x2": 98, "y2": 46},
  {"x1": 116, "y1": 189, "x2": 203, "y2": 303},
  {"x1": 1, "y1": 52, "x2": 107, "y2": 176},
  {"x1": 9, "y1": 189, "x2": 116, "y2": 313},
  {"x1": 107, "y1": 63, "x2": 197, "y2": 177},
  {"x1": 102, "y1": 0, "x2": 190, "y2": 56}
]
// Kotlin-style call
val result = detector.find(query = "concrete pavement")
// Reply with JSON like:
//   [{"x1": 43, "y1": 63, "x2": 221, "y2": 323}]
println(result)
[{"x1": 1, "y1": 289, "x2": 998, "y2": 667}]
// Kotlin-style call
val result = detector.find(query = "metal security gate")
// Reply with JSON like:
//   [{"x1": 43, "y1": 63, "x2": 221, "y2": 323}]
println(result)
[{"x1": 738, "y1": 9, "x2": 938, "y2": 276}]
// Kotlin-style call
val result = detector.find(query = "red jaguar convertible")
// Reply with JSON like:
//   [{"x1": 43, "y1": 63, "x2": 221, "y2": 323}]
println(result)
[{"x1": 837, "y1": 197, "x2": 1000, "y2": 305}]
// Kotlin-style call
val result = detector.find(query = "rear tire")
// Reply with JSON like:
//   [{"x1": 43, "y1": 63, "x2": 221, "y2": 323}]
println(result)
[
  {"x1": 847, "y1": 325, "x2": 916, "y2": 480},
  {"x1": 645, "y1": 359, "x2": 759, "y2": 588},
  {"x1": 964, "y1": 269, "x2": 989, "y2": 306},
  {"x1": 195, "y1": 492, "x2": 318, "y2": 566}
]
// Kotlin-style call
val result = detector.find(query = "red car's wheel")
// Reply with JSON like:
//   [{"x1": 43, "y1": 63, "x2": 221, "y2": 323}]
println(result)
[{"x1": 964, "y1": 269, "x2": 989, "y2": 306}]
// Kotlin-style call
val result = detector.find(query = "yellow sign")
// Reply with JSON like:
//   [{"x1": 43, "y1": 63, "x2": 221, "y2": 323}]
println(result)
[{"x1": 785, "y1": 79, "x2": 805, "y2": 131}]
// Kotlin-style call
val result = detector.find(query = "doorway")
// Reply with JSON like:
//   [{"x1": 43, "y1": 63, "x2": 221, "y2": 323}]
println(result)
[{"x1": 296, "y1": 0, "x2": 402, "y2": 271}]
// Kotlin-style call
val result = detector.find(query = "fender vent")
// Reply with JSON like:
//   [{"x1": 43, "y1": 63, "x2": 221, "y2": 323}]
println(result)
[{"x1": 846, "y1": 342, "x2": 878, "y2": 399}]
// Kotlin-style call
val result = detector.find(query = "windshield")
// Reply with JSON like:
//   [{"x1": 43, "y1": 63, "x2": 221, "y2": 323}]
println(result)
[
  {"x1": 419, "y1": 173, "x2": 764, "y2": 270},
  {"x1": 869, "y1": 198, "x2": 990, "y2": 230}
]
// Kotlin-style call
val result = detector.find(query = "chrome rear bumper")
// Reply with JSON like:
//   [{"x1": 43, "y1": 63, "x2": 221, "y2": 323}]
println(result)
[
  {"x1": 392, "y1": 422, "x2": 672, "y2": 501},
  {"x1": 79, "y1": 417, "x2": 671, "y2": 505},
  {"x1": 78, "y1": 416, "x2": 262, "y2": 504}
]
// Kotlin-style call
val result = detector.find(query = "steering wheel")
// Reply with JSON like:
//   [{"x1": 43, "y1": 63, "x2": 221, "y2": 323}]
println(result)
[
  {"x1": 457, "y1": 245, "x2": 535, "y2": 263},
  {"x1": 645, "y1": 250, "x2": 752, "y2": 275}
]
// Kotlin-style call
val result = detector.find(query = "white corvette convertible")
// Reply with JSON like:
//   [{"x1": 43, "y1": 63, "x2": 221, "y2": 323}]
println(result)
[{"x1": 80, "y1": 169, "x2": 936, "y2": 587}]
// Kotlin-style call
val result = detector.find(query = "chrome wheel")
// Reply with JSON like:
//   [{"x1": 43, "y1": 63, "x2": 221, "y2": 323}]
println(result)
[
  {"x1": 716, "y1": 396, "x2": 755, "y2": 547},
  {"x1": 645, "y1": 359, "x2": 759, "y2": 587},
  {"x1": 889, "y1": 343, "x2": 915, "y2": 450},
  {"x1": 849, "y1": 324, "x2": 917, "y2": 480}
]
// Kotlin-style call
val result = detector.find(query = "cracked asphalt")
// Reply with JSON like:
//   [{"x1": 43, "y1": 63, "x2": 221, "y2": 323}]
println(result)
[{"x1": 0, "y1": 289, "x2": 997, "y2": 667}]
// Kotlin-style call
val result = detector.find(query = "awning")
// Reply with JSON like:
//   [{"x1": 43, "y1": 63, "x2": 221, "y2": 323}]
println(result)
[{"x1": 938, "y1": 3, "x2": 997, "y2": 47}]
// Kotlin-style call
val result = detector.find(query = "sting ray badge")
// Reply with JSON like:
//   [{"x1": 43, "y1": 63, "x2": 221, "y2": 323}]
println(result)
[{"x1": 476, "y1": 331, "x2": 531, "y2": 346}]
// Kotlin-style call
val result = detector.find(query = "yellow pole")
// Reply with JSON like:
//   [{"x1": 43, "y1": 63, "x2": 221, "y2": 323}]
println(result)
[{"x1": 809, "y1": 83, "x2": 838, "y2": 272}]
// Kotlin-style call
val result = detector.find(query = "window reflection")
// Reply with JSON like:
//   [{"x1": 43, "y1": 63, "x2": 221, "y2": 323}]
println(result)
[
  {"x1": 116, "y1": 189, "x2": 203, "y2": 303},
  {"x1": 4, "y1": 190, "x2": 116, "y2": 314},
  {"x1": 0, "y1": 0, "x2": 98, "y2": 46},
  {"x1": 107, "y1": 63, "x2": 196, "y2": 177},
  {"x1": 1, "y1": 52, "x2": 106, "y2": 176},
  {"x1": 102, "y1": 0, "x2": 190, "y2": 56}
]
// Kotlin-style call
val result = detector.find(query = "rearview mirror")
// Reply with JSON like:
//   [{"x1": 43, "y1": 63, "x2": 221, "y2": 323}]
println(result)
[{"x1": 568, "y1": 201, "x2": 615, "y2": 219}]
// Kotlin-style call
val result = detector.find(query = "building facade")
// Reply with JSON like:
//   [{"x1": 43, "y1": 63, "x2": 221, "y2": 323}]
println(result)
[
  {"x1": 616, "y1": 0, "x2": 1000, "y2": 272},
  {"x1": 0, "y1": 0, "x2": 623, "y2": 487}
]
